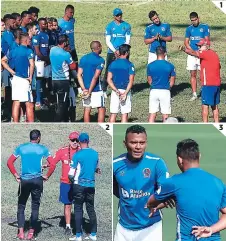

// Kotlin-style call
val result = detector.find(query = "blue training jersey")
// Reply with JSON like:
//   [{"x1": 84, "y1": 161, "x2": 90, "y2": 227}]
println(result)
[
  {"x1": 113, "y1": 152, "x2": 169, "y2": 230},
  {"x1": 20, "y1": 26, "x2": 27, "y2": 33},
  {"x1": 58, "y1": 17, "x2": 75, "y2": 50},
  {"x1": 105, "y1": 20, "x2": 131, "y2": 53},
  {"x1": 70, "y1": 148, "x2": 99, "y2": 188},
  {"x1": 108, "y1": 58, "x2": 135, "y2": 90},
  {"x1": 144, "y1": 22, "x2": 172, "y2": 53},
  {"x1": 79, "y1": 52, "x2": 105, "y2": 92},
  {"x1": 7, "y1": 41, "x2": 19, "y2": 69},
  {"x1": 50, "y1": 46, "x2": 73, "y2": 81},
  {"x1": 32, "y1": 31, "x2": 49, "y2": 60},
  {"x1": 1, "y1": 30, "x2": 15, "y2": 55},
  {"x1": 147, "y1": 60, "x2": 176, "y2": 90},
  {"x1": 185, "y1": 24, "x2": 210, "y2": 51},
  {"x1": 13, "y1": 142, "x2": 51, "y2": 180},
  {"x1": 9, "y1": 45, "x2": 34, "y2": 78},
  {"x1": 154, "y1": 168, "x2": 226, "y2": 241}
]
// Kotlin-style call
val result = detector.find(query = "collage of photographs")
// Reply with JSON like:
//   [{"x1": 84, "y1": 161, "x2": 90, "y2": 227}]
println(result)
[{"x1": 1, "y1": 0, "x2": 226, "y2": 240}]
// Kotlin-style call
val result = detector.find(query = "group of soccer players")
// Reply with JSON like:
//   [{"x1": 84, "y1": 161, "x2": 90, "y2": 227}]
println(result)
[
  {"x1": 7, "y1": 129, "x2": 100, "y2": 241},
  {"x1": 1, "y1": 5, "x2": 222, "y2": 123},
  {"x1": 113, "y1": 125, "x2": 226, "y2": 241}
]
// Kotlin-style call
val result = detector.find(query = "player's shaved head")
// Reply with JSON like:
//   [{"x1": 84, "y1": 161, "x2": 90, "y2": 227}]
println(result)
[
  {"x1": 90, "y1": 41, "x2": 101, "y2": 50},
  {"x1": 19, "y1": 32, "x2": 29, "y2": 44},
  {"x1": 176, "y1": 139, "x2": 200, "y2": 162},
  {"x1": 125, "y1": 125, "x2": 147, "y2": 140},
  {"x1": 156, "y1": 46, "x2": 166, "y2": 55}
]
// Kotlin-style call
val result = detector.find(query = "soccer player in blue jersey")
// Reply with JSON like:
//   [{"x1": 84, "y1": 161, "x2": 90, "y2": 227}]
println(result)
[
  {"x1": 144, "y1": 10, "x2": 172, "y2": 64},
  {"x1": 7, "y1": 129, "x2": 55, "y2": 240},
  {"x1": 50, "y1": 34, "x2": 77, "y2": 122},
  {"x1": 103, "y1": 8, "x2": 131, "y2": 95},
  {"x1": 113, "y1": 125, "x2": 169, "y2": 241},
  {"x1": 147, "y1": 46, "x2": 176, "y2": 122},
  {"x1": 77, "y1": 41, "x2": 105, "y2": 123},
  {"x1": 11, "y1": 13, "x2": 21, "y2": 29},
  {"x1": 68, "y1": 133, "x2": 100, "y2": 241},
  {"x1": 146, "y1": 139, "x2": 226, "y2": 241},
  {"x1": 184, "y1": 12, "x2": 210, "y2": 101},
  {"x1": 28, "y1": 6, "x2": 40, "y2": 26},
  {"x1": 107, "y1": 44, "x2": 135, "y2": 123},
  {"x1": 1, "y1": 32, "x2": 35, "y2": 122},
  {"x1": 20, "y1": 11, "x2": 32, "y2": 32},
  {"x1": 33, "y1": 18, "x2": 50, "y2": 109}
]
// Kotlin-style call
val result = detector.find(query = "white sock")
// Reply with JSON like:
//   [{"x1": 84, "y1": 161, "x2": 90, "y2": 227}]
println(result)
[
  {"x1": 193, "y1": 92, "x2": 197, "y2": 97},
  {"x1": 66, "y1": 224, "x2": 71, "y2": 229}
]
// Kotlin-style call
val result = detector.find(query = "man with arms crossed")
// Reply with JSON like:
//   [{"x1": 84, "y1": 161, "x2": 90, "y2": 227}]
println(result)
[
  {"x1": 7, "y1": 129, "x2": 55, "y2": 240},
  {"x1": 77, "y1": 41, "x2": 105, "y2": 122},
  {"x1": 113, "y1": 125, "x2": 169, "y2": 241},
  {"x1": 107, "y1": 44, "x2": 135, "y2": 122},
  {"x1": 103, "y1": 8, "x2": 131, "y2": 95},
  {"x1": 147, "y1": 46, "x2": 176, "y2": 122},
  {"x1": 1, "y1": 32, "x2": 35, "y2": 122},
  {"x1": 144, "y1": 10, "x2": 172, "y2": 64},
  {"x1": 184, "y1": 12, "x2": 210, "y2": 101},
  {"x1": 180, "y1": 39, "x2": 221, "y2": 122},
  {"x1": 147, "y1": 139, "x2": 226, "y2": 241},
  {"x1": 68, "y1": 133, "x2": 100, "y2": 241}
]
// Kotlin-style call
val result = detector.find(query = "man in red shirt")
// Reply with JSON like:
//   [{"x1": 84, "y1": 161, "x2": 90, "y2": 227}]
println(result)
[
  {"x1": 48, "y1": 131, "x2": 80, "y2": 235},
  {"x1": 180, "y1": 39, "x2": 221, "y2": 122}
]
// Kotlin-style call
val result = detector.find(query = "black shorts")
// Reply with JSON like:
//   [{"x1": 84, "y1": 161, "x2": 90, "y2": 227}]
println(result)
[{"x1": 70, "y1": 49, "x2": 78, "y2": 62}]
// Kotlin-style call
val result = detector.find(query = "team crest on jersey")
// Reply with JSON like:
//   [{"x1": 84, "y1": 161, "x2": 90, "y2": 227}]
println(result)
[
  {"x1": 161, "y1": 27, "x2": 165, "y2": 31},
  {"x1": 119, "y1": 171, "x2": 125, "y2": 176},
  {"x1": 200, "y1": 28, "x2": 203, "y2": 32},
  {"x1": 143, "y1": 168, "x2": 151, "y2": 178}
]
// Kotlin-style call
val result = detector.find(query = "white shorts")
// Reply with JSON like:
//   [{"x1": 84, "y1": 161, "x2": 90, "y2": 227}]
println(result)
[
  {"x1": 148, "y1": 52, "x2": 168, "y2": 64},
  {"x1": 186, "y1": 55, "x2": 200, "y2": 71},
  {"x1": 110, "y1": 89, "x2": 131, "y2": 114},
  {"x1": 11, "y1": 75, "x2": 33, "y2": 102},
  {"x1": 69, "y1": 86, "x2": 76, "y2": 107},
  {"x1": 114, "y1": 221, "x2": 162, "y2": 241},
  {"x1": 149, "y1": 89, "x2": 171, "y2": 114},
  {"x1": 82, "y1": 91, "x2": 105, "y2": 108}
]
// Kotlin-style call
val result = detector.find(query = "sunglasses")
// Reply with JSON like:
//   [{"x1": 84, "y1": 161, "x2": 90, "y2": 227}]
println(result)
[
  {"x1": 70, "y1": 138, "x2": 79, "y2": 143},
  {"x1": 115, "y1": 14, "x2": 122, "y2": 17}
]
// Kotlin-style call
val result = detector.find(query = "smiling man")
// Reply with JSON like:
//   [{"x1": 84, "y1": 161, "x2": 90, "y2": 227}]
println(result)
[{"x1": 113, "y1": 125, "x2": 169, "y2": 241}]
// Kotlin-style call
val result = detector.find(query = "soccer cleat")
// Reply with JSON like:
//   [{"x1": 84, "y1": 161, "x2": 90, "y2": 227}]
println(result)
[
  {"x1": 17, "y1": 233, "x2": 25, "y2": 240},
  {"x1": 65, "y1": 227, "x2": 72, "y2": 236},
  {"x1": 189, "y1": 95, "x2": 197, "y2": 101},
  {"x1": 69, "y1": 236, "x2": 82, "y2": 241}
]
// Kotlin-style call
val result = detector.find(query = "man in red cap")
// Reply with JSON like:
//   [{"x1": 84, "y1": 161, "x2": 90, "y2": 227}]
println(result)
[
  {"x1": 46, "y1": 131, "x2": 81, "y2": 235},
  {"x1": 180, "y1": 39, "x2": 221, "y2": 122}
]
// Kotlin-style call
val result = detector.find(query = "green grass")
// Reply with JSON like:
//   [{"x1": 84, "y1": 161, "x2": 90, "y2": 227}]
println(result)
[
  {"x1": 1, "y1": 124, "x2": 112, "y2": 241},
  {"x1": 1, "y1": 0, "x2": 226, "y2": 122},
  {"x1": 113, "y1": 124, "x2": 226, "y2": 240}
]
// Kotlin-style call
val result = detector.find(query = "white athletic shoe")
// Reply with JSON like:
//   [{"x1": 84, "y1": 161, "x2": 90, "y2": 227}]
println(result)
[
  {"x1": 189, "y1": 95, "x2": 197, "y2": 101},
  {"x1": 69, "y1": 236, "x2": 82, "y2": 241},
  {"x1": 88, "y1": 234, "x2": 97, "y2": 241}
]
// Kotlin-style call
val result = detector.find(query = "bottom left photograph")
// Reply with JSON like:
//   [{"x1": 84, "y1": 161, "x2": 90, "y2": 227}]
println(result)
[{"x1": 1, "y1": 124, "x2": 112, "y2": 241}]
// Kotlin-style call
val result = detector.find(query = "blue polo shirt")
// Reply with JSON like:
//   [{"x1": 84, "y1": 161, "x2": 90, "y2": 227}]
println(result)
[
  {"x1": 32, "y1": 31, "x2": 49, "y2": 60},
  {"x1": 7, "y1": 41, "x2": 20, "y2": 69},
  {"x1": 13, "y1": 142, "x2": 51, "y2": 180},
  {"x1": 154, "y1": 168, "x2": 226, "y2": 241},
  {"x1": 108, "y1": 58, "x2": 135, "y2": 90},
  {"x1": 8, "y1": 45, "x2": 34, "y2": 78},
  {"x1": 144, "y1": 22, "x2": 172, "y2": 53},
  {"x1": 147, "y1": 60, "x2": 176, "y2": 90},
  {"x1": 185, "y1": 24, "x2": 210, "y2": 51},
  {"x1": 79, "y1": 52, "x2": 105, "y2": 92},
  {"x1": 114, "y1": 152, "x2": 169, "y2": 230},
  {"x1": 50, "y1": 46, "x2": 73, "y2": 80},
  {"x1": 70, "y1": 148, "x2": 99, "y2": 188},
  {"x1": 105, "y1": 20, "x2": 131, "y2": 53},
  {"x1": 1, "y1": 30, "x2": 15, "y2": 55},
  {"x1": 58, "y1": 18, "x2": 75, "y2": 50}
]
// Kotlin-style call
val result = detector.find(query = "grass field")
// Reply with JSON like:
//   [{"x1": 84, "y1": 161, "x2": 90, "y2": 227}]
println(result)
[
  {"x1": 1, "y1": 124, "x2": 112, "y2": 241},
  {"x1": 1, "y1": 0, "x2": 226, "y2": 122},
  {"x1": 113, "y1": 124, "x2": 226, "y2": 240}
]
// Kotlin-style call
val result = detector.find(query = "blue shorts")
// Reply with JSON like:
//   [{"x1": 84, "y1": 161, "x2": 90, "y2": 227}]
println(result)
[
  {"x1": 59, "y1": 183, "x2": 73, "y2": 205},
  {"x1": 201, "y1": 86, "x2": 220, "y2": 106}
]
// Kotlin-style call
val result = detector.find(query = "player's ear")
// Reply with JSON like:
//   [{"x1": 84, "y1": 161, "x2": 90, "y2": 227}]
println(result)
[{"x1": 123, "y1": 140, "x2": 126, "y2": 148}]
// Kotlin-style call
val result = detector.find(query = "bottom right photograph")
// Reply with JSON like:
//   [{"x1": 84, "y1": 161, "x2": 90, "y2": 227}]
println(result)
[{"x1": 113, "y1": 124, "x2": 226, "y2": 241}]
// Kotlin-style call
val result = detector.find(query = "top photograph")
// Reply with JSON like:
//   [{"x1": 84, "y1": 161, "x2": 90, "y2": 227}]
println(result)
[{"x1": 1, "y1": 0, "x2": 225, "y2": 123}]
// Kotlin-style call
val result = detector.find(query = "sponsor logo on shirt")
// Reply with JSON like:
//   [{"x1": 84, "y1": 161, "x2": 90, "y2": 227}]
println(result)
[
  {"x1": 143, "y1": 168, "x2": 151, "y2": 178},
  {"x1": 121, "y1": 188, "x2": 151, "y2": 198},
  {"x1": 161, "y1": 27, "x2": 165, "y2": 31},
  {"x1": 119, "y1": 171, "x2": 125, "y2": 176},
  {"x1": 200, "y1": 28, "x2": 203, "y2": 32},
  {"x1": 41, "y1": 44, "x2": 49, "y2": 47},
  {"x1": 66, "y1": 30, "x2": 74, "y2": 34},
  {"x1": 190, "y1": 36, "x2": 201, "y2": 40}
]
